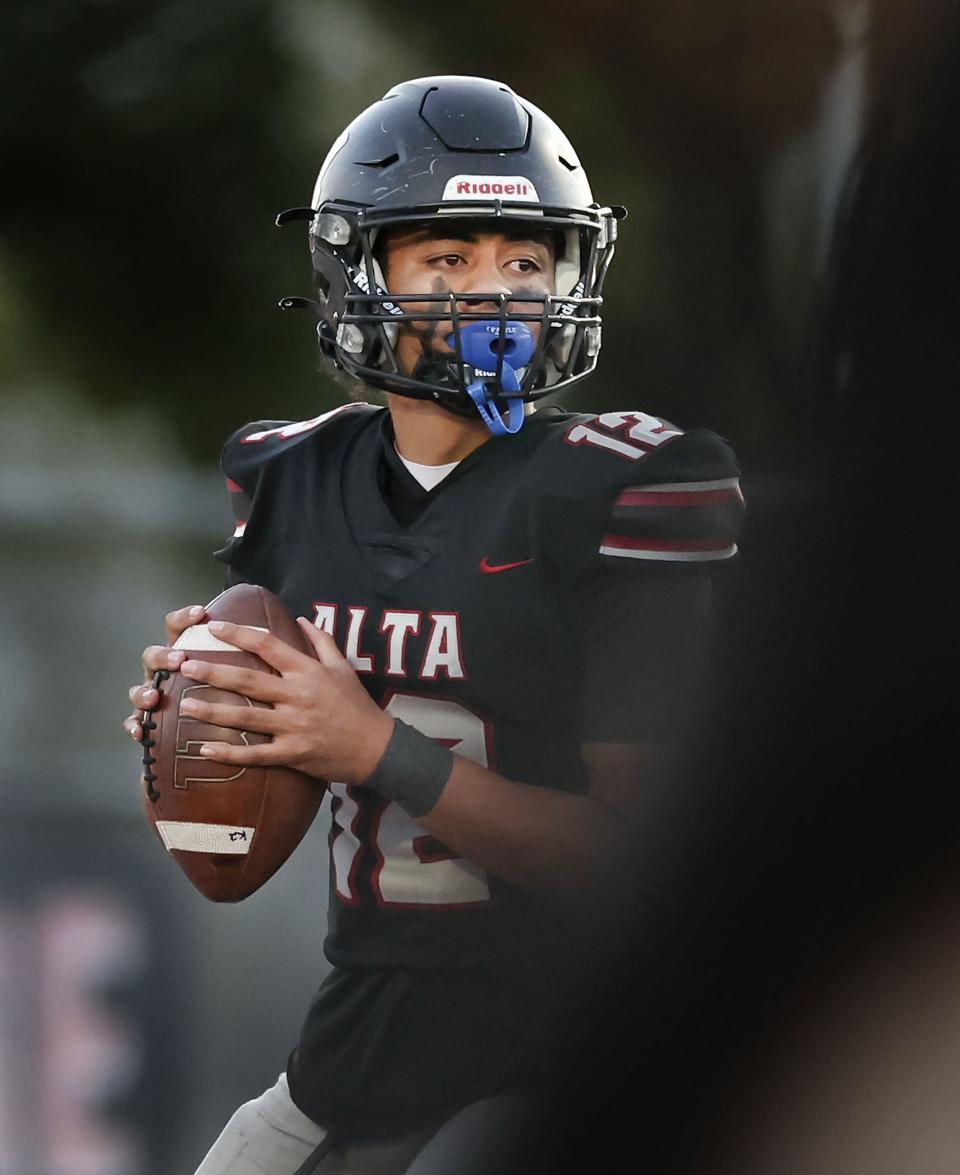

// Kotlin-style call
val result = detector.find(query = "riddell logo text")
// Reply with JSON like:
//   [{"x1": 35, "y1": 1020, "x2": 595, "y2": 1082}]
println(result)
[
  {"x1": 442, "y1": 175, "x2": 540, "y2": 202},
  {"x1": 457, "y1": 181, "x2": 529, "y2": 196}
]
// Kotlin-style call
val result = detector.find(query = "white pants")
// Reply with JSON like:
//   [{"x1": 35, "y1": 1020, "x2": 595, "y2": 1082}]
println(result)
[
  {"x1": 193, "y1": 1073, "x2": 447, "y2": 1175},
  {"x1": 194, "y1": 1072, "x2": 533, "y2": 1175},
  {"x1": 194, "y1": 1074, "x2": 329, "y2": 1174}
]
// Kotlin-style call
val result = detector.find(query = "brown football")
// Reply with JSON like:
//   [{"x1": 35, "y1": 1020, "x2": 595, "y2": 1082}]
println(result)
[{"x1": 140, "y1": 583, "x2": 324, "y2": 902}]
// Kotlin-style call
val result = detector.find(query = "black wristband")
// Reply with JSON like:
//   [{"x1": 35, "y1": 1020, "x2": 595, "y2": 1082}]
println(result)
[{"x1": 364, "y1": 718, "x2": 454, "y2": 818}]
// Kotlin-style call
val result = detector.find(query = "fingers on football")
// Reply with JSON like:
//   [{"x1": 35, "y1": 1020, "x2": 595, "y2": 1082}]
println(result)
[
  {"x1": 179, "y1": 697, "x2": 278, "y2": 734},
  {"x1": 206, "y1": 621, "x2": 309, "y2": 674},
  {"x1": 123, "y1": 713, "x2": 144, "y2": 741},
  {"x1": 126, "y1": 679, "x2": 160, "y2": 742},
  {"x1": 198, "y1": 740, "x2": 285, "y2": 766},
  {"x1": 129, "y1": 683, "x2": 158, "y2": 709},
  {"x1": 179, "y1": 658, "x2": 285, "y2": 703},
  {"x1": 164, "y1": 604, "x2": 206, "y2": 646},
  {"x1": 143, "y1": 644, "x2": 186, "y2": 674},
  {"x1": 296, "y1": 616, "x2": 345, "y2": 669}
]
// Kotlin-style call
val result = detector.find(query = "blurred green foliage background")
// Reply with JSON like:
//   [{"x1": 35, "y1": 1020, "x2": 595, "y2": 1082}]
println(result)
[{"x1": 3, "y1": 0, "x2": 917, "y2": 470}]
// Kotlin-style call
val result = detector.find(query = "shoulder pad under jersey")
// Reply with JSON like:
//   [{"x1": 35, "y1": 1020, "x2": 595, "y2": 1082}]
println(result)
[
  {"x1": 216, "y1": 401, "x2": 379, "y2": 556},
  {"x1": 546, "y1": 409, "x2": 745, "y2": 565},
  {"x1": 220, "y1": 402, "x2": 378, "y2": 494}
]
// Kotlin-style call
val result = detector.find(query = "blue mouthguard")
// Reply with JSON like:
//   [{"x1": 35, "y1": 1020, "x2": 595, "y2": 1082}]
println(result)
[{"x1": 449, "y1": 321, "x2": 536, "y2": 436}]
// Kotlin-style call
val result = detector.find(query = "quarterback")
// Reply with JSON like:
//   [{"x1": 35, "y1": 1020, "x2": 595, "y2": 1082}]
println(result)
[{"x1": 125, "y1": 76, "x2": 743, "y2": 1174}]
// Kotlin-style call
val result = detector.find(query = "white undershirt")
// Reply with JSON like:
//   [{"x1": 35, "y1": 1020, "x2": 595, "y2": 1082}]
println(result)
[{"x1": 395, "y1": 448, "x2": 461, "y2": 491}]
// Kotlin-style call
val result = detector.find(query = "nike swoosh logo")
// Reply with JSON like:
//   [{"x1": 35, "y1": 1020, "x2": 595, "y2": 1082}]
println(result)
[{"x1": 479, "y1": 556, "x2": 535, "y2": 574}]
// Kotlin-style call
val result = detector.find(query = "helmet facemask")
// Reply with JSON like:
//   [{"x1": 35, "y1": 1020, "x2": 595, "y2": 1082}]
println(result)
[
  {"x1": 276, "y1": 75, "x2": 626, "y2": 434},
  {"x1": 296, "y1": 204, "x2": 619, "y2": 434}
]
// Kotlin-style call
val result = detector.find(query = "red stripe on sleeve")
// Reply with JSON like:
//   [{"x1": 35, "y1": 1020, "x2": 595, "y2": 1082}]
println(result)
[{"x1": 615, "y1": 486, "x2": 742, "y2": 509}]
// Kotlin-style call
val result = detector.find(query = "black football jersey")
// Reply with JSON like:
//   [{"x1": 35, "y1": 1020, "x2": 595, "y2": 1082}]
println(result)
[{"x1": 213, "y1": 401, "x2": 743, "y2": 1135}]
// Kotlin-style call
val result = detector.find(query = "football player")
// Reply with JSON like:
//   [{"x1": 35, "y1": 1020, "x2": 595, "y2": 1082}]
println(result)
[{"x1": 124, "y1": 75, "x2": 744, "y2": 1174}]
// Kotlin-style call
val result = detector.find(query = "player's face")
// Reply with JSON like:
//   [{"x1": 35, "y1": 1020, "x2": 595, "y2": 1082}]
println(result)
[{"x1": 379, "y1": 227, "x2": 557, "y2": 377}]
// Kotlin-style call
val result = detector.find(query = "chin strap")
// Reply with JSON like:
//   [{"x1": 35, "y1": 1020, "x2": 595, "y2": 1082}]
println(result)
[{"x1": 453, "y1": 322, "x2": 536, "y2": 436}]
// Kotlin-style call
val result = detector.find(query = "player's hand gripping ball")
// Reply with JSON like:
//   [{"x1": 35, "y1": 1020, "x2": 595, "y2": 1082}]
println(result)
[{"x1": 139, "y1": 584, "x2": 324, "y2": 902}]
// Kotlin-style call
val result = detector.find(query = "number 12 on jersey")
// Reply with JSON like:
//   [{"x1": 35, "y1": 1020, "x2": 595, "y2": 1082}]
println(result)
[
  {"x1": 566, "y1": 411, "x2": 682, "y2": 460},
  {"x1": 330, "y1": 694, "x2": 494, "y2": 909}
]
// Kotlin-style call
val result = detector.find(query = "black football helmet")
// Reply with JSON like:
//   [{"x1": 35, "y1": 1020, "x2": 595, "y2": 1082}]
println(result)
[{"x1": 277, "y1": 75, "x2": 626, "y2": 434}]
